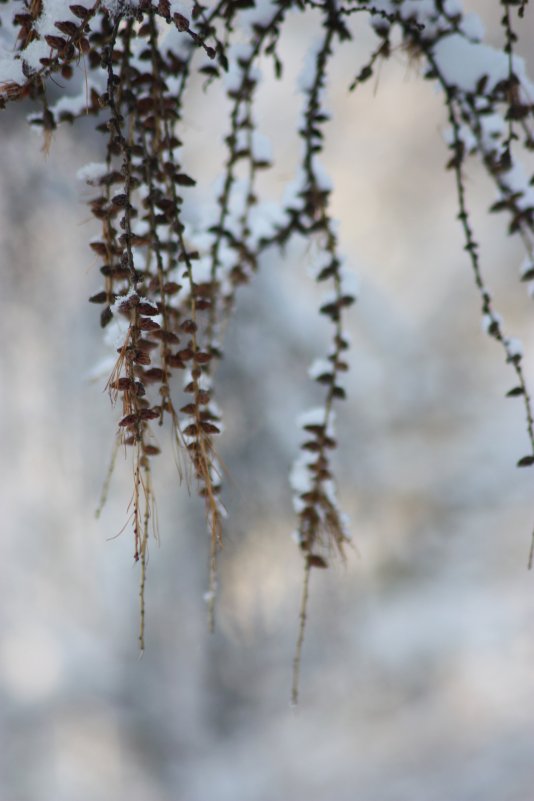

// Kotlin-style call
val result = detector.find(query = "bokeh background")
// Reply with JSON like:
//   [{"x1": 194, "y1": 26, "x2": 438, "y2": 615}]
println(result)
[{"x1": 2, "y1": 4, "x2": 534, "y2": 799}]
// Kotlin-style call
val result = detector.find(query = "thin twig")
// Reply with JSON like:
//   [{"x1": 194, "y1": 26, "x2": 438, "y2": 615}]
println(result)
[{"x1": 291, "y1": 561, "x2": 312, "y2": 706}]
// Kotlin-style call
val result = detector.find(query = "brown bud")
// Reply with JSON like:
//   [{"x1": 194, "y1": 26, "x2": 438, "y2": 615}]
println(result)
[
  {"x1": 138, "y1": 317, "x2": 161, "y2": 331},
  {"x1": 307, "y1": 554, "x2": 328, "y2": 569},
  {"x1": 177, "y1": 348, "x2": 194, "y2": 361},
  {"x1": 45, "y1": 35, "x2": 67, "y2": 50},
  {"x1": 174, "y1": 12, "x2": 189, "y2": 30},
  {"x1": 137, "y1": 302, "x2": 159, "y2": 316},
  {"x1": 166, "y1": 354, "x2": 186, "y2": 369},
  {"x1": 180, "y1": 319, "x2": 197, "y2": 333},
  {"x1": 69, "y1": 4, "x2": 90, "y2": 18},
  {"x1": 55, "y1": 20, "x2": 78, "y2": 36},
  {"x1": 110, "y1": 377, "x2": 133, "y2": 391},
  {"x1": 200, "y1": 421, "x2": 220, "y2": 434},
  {"x1": 196, "y1": 390, "x2": 210, "y2": 405},
  {"x1": 119, "y1": 413, "x2": 138, "y2": 428},
  {"x1": 144, "y1": 367, "x2": 165, "y2": 383},
  {"x1": 139, "y1": 407, "x2": 160, "y2": 420},
  {"x1": 162, "y1": 282, "x2": 181, "y2": 294},
  {"x1": 143, "y1": 444, "x2": 161, "y2": 456}
]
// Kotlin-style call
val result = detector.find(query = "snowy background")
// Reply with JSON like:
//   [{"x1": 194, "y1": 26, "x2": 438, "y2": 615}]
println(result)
[{"x1": 1, "y1": 3, "x2": 534, "y2": 800}]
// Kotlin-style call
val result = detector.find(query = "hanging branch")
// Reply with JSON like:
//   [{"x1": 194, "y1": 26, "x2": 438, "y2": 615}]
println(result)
[{"x1": 1, "y1": 0, "x2": 534, "y2": 698}]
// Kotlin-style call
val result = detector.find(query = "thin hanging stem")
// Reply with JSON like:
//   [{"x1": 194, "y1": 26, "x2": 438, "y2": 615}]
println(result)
[{"x1": 291, "y1": 561, "x2": 312, "y2": 706}]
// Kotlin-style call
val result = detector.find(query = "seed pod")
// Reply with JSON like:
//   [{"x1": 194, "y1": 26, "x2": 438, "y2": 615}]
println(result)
[
  {"x1": 45, "y1": 35, "x2": 67, "y2": 50},
  {"x1": 90, "y1": 241, "x2": 108, "y2": 256},
  {"x1": 144, "y1": 367, "x2": 165, "y2": 383},
  {"x1": 158, "y1": 0, "x2": 171, "y2": 19},
  {"x1": 332, "y1": 386, "x2": 346, "y2": 399},
  {"x1": 302, "y1": 441, "x2": 321, "y2": 452},
  {"x1": 137, "y1": 96, "x2": 154, "y2": 114},
  {"x1": 100, "y1": 307, "x2": 113, "y2": 328},
  {"x1": 89, "y1": 291, "x2": 108, "y2": 304},
  {"x1": 137, "y1": 302, "x2": 159, "y2": 316},
  {"x1": 137, "y1": 338, "x2": 159, "y2": 351},
  {"x1": 110, "y1": 377, "x2": 133, "y2": 391},
  {"x1": 300, "y1": 491, "x2": 318, "y2": 504},
  {"x1": 138, "y1": 317, "x2": 161, "y2": 331},
  {"x1": 166, "y1": 353, "x2": 186, "y2": 369},
  {"x1": 119, "y1": 413, "x2": 138, "y2": 428},
  {"x1": 200, "y1": 421, "x2": 220, "y2": 434},
  {"x1": 69, "y1": 4, "x2": 90, "y2": 18},
  {"x1": 303, "y1": 424, "x2": 325, "y2": 435},
  {"x1": 319, "y1": 301, "x2": 339, "y2": 320},
  {"x1": 139, "y1": 407, "x2": 160, "y2": 420},
  {"x1": 151, "y1": 330, "x2": 180, "y2": 344},
  {"x1": 180, "y1": 319, "x2": 197, "y2": 333},
  {"x1": 175, "y1": 173, "x2": 196, "y2": 186},
  {"x1": 196, "y1": 390, "x2": 210, "y2": 405},
  {"x1": 177, "y1": 348, "x2": 194, "y2": 361},
  {"x1": 307, "y1": 554, "x2": 328, "y2": 569},
  {"x1": 143, "y1": 444, "x2": 161, "y2": 456},
  {"x1": 78, "y1": 36, "x2": 90, "y2": 55},
  {"x1": 111, "y1": 193, "x2": 128, "y2": 207},
  {"x1": 134, "y1": 350, "x2": 151, "y2": 365},
  {"x1": 55, "y1": 20, "x2": 78, "y2": 36},
  {"x1": 174, "y1": 12, "x2": 189, "y2": 30}
]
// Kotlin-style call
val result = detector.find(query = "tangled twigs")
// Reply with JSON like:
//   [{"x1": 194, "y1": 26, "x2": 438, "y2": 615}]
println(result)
[{"x1": 1, "y1": 0, "x2": 534, "y2": 699}]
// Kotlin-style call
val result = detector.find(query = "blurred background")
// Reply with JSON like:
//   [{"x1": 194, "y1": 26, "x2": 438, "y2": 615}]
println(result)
[{"x1": 1, "y1": 4, "x2": 534, "y2": 800}]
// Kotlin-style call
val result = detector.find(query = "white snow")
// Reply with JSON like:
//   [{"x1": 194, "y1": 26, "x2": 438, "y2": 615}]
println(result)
[
  {"x1": 35, "y1": 0, "x2": 77, "y2": 37},
  {"x1": 504, "y1": 336, "x2": 524, "y2": 360},
  {"x1": 289, "y1": 453, "x2": 314, "y2": 499},
  {"x1": 169, "y1": 0, "x2": 191, "y2": 21},
  {"x1": 311, "y1": 157, "x2": 333, "y2": 192},
  {"x1": 339, "y1": 266, "x2": 359, "y2": 299},
  {"x1": 248, "y1": 201, "x2": 285, "y2": 241},
  {"x1": 223, "y1": 43, "x2": 255, "y2": 93},
  {"x1": 478, "y1": 112, "x2": 506, "y2": 151},
  {"x1": 308, "y1": 358, "x2": 332, "y2": 381},
  {"x1": 499, "y1": 163, "x2": 534, "y2": 212},
  {"x1": 76, "y1": 162, "x2": 109, "y2": 184},
  {"x1": 433, "y1": 34, "x2": 534, "y2": 100},
  {"x1": 52, "y1": 91, "x2": 92, "y2": 119},
  {"x1": 252, "y1": 131, "x2": 272, "y2": 165},
  {"x1": 443, "y1": 124, "x2": 477, "y2": 154},
  {"x1": 460, "y1": 13, "x2": 484, "y2": 42},
  {"x1": 296, "y1": 407, "x2": 330, "y2": 429},
  {"x1": 103, "y1": 316, "x2": 130, "y2": 350},
  {"x1": 21, "y1": 39, "x2": 50, "y2": 73},
  {"x1": 0, "y1": 54, "x2": 25, "y2": 88},
  {"x1": 298, "y1": 37, "x2": 324, "y2": 93},
  {"x1": 240, "y1": 0, "x2": 281, "y2": 33}
]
